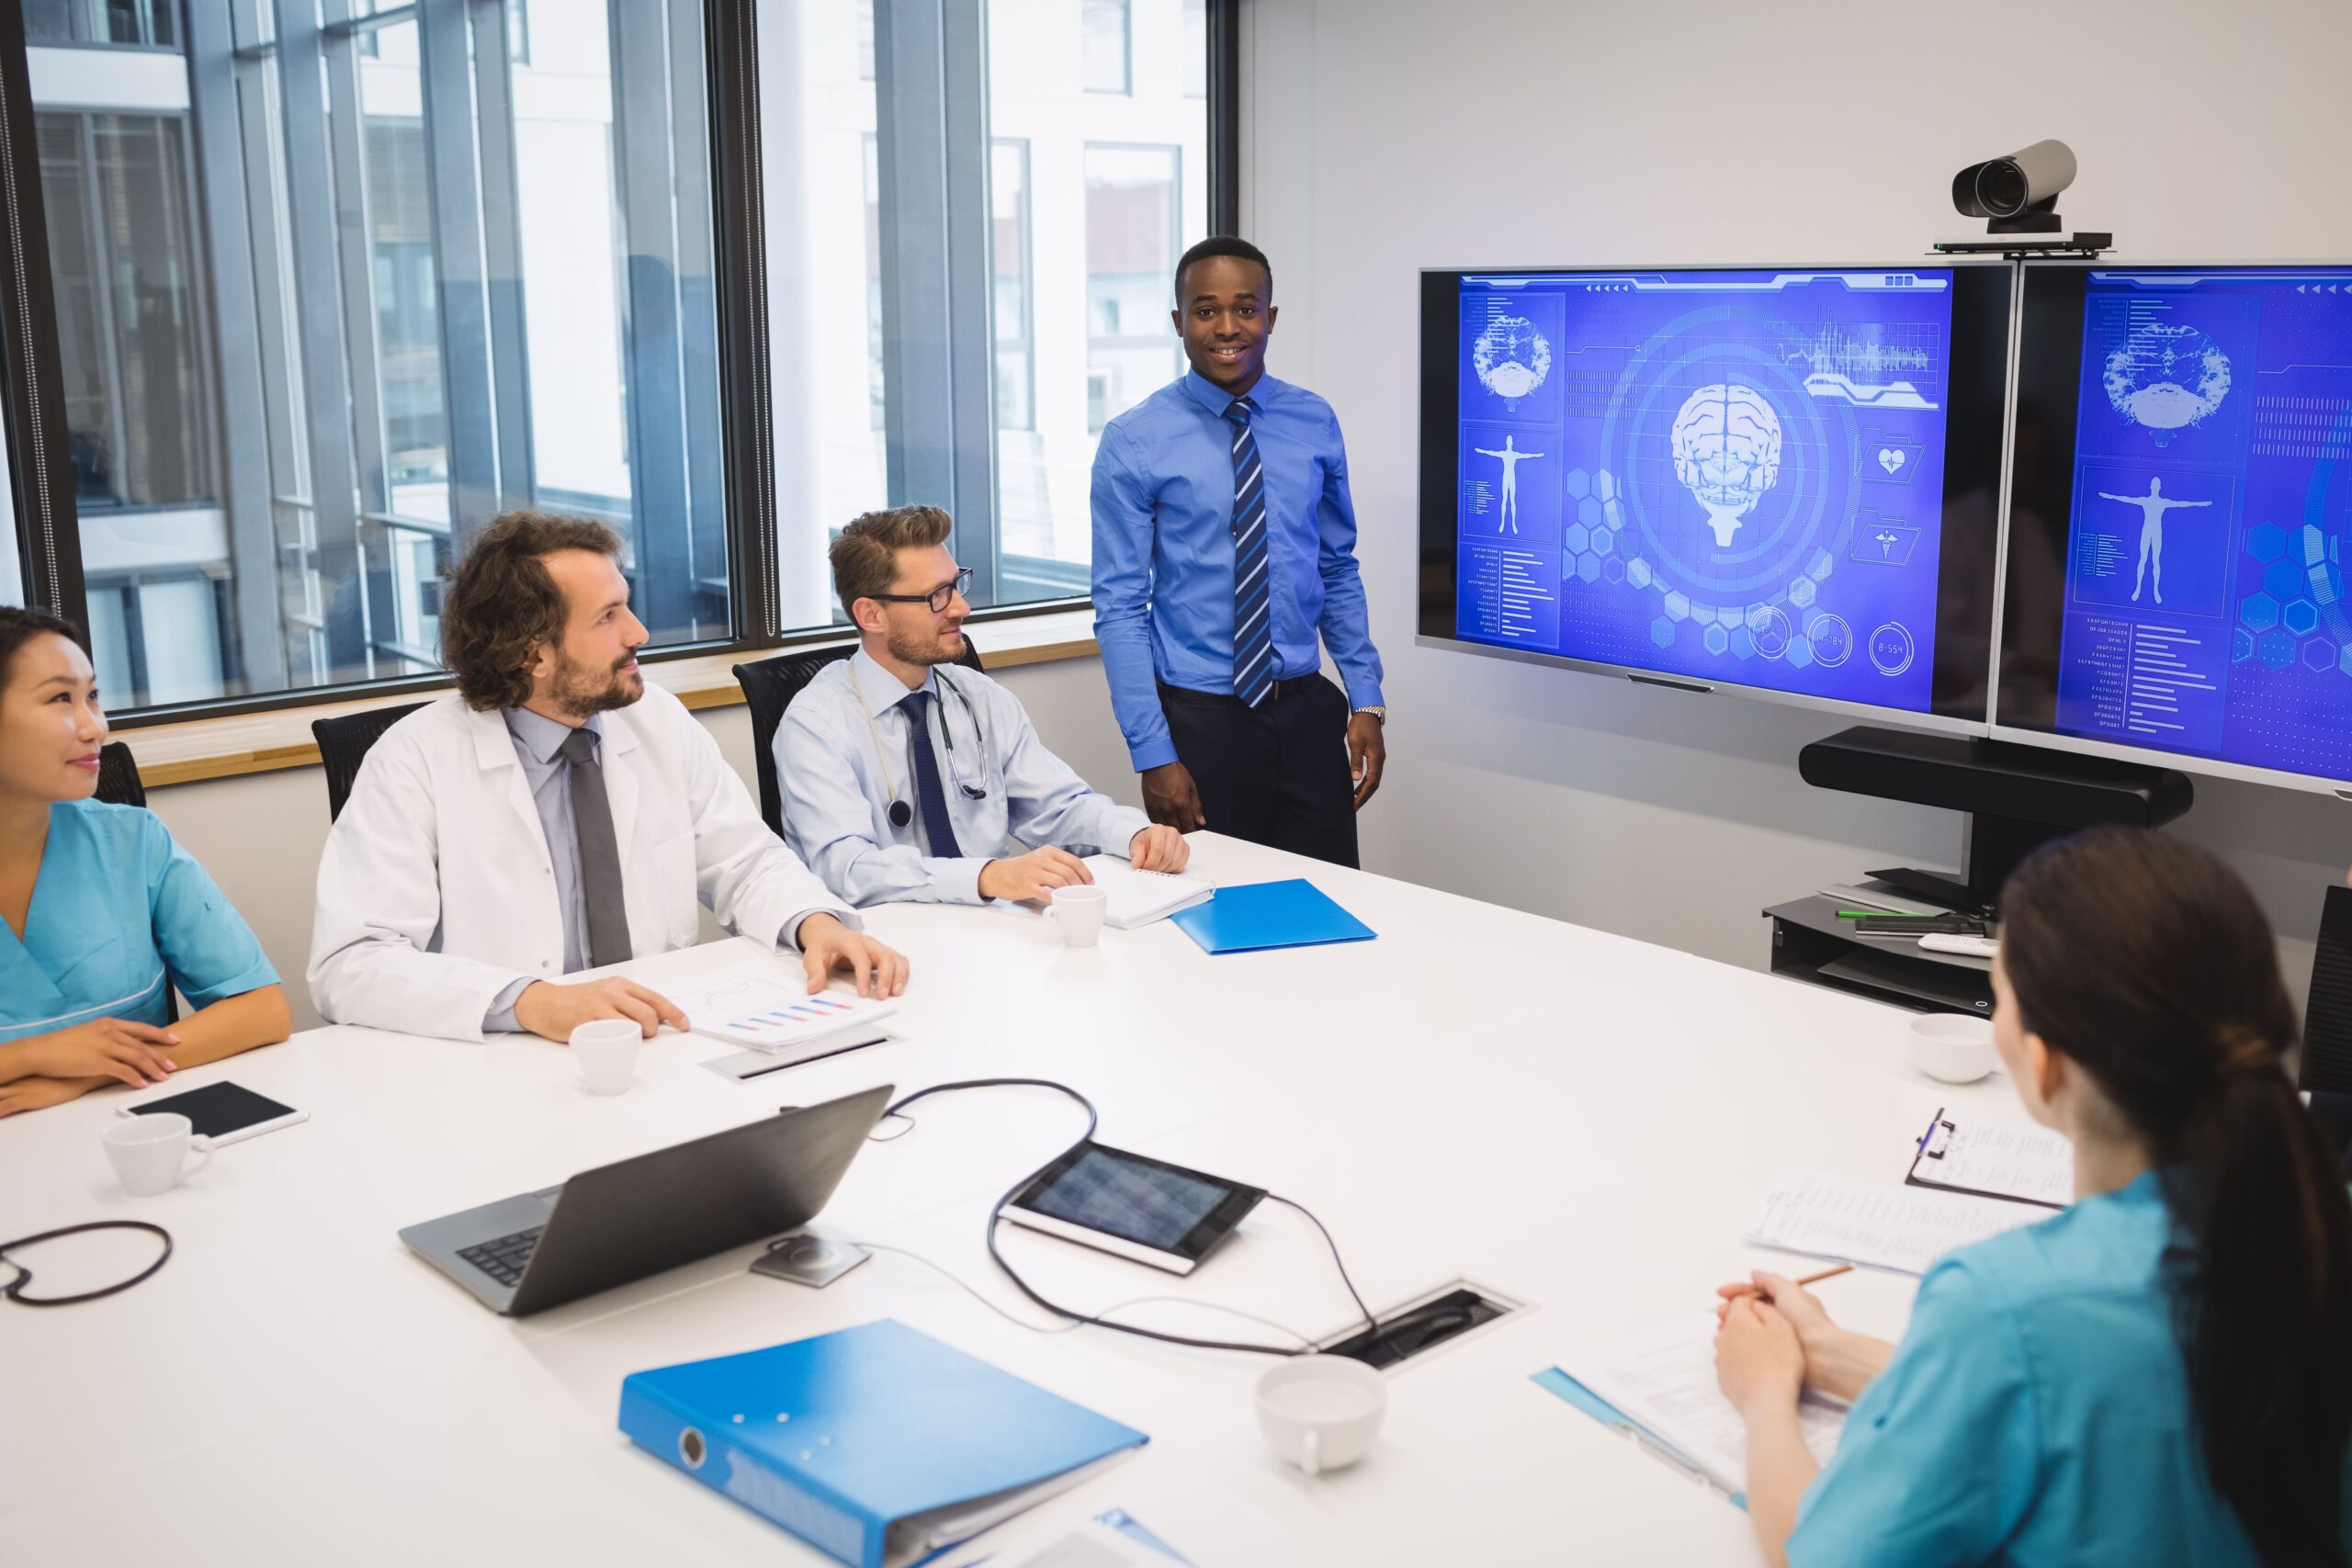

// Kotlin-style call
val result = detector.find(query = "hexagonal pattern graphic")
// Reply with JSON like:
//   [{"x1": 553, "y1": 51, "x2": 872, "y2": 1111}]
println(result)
[
  {"x1": 1590, "y1": 528, "x2": 1614, "y2": 558},
  {"x1": 2299, "y1": 524, "x2": 2328, "y2": 564},
  {"x1": 2257, "y1": 627, "x2": 2298, "y2": 670},
  {"x1": 2286, "y1": 599, "x2": 2321, "y2": 637},
  {"x1": 1702, "y1": 624, "x2": 1729, "y2": 656},
  {"x1": 2240, "y1": 592, "x2": 2280, "y2": 632},
  {"x1": 2266, "y1": 558, "x2": 2306, "y2": 604},
  {"x1": 1807, "y1": 548, "x2": 1836, "y2": 581},
  {"x1": 1602, "y1": 498, "x2": 1625, "y2": 530},
  {"x1": 1627, "y1": 558, "x2": 1652, "y2": 590},
  {"x1": 1730, "y1": 626, "x2": 1756, "y2": 660},
  {"x1": 2306, "y1": 639, "x2": 2337, "y2": 672},
  {"x1": 1786, "y1": 637, "x2": 1815, "y2": 671},
  {"x1": 1789, "y1": 576, "x2": 1818, "y2": 608},
  {"x1": 1576, "y1": 551, "x2": 1602, "y2": 583},
  {"x1": 1602, "y1": 557, "x2": 1625, "y2": 584},
  {"x1": 1650, "y1": 616, "x2": 1676, "y2": 648},
  {"x1": 1664, "y1": 591, "x2": 1691, "y2": 622},
  {"x1": 1564, "y1": 523, "x2": 1590, "y2": 554},
  {"x1": 1596, "y1": 471, "x2": 1618, "y2": 502},
  {"x1": 1577, "y1": 496, "x2": 1603, "y2": 530},
  {"x1": 2247, "y1": 520, "x2": 2287, "y2": 562},
  {"x1": 2233, "y1": 626, "x2": 2256, "y2": 663},
  {"x1": 1565, "y1": 468, "x2": 1591, "y2": 501},
  {"x1": 2341, "y1": 642, "x2": 2352, "y2": 676}
]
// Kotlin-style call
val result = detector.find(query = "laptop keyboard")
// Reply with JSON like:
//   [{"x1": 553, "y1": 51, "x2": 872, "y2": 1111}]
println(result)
[{"x1": 457, "y1": 1226, "x2": 544, "y2": 1287}]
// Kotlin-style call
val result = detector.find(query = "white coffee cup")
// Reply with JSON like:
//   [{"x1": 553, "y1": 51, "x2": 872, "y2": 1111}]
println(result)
[
  {"x1": 1046, "y1": 884, "x2": 1109, "y2": 948},
  {"x1": 571, "y1": 1018, "x2": 641, "y2": 1095},
  {"x1": 1255, "y1": 1355, "x2": 1386, "y2": 1477},
  {"x1": 1910, "y1": 1013, "x2": 1998, "y2": 1083},
  {"x1": 101, "y1": 1111, "x2": 211, "y2": 1197}
]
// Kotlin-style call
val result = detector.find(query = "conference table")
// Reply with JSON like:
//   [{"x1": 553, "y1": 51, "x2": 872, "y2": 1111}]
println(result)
[{"x1": 0, "y1": 832, "x2": 2018, "y2": 1565}]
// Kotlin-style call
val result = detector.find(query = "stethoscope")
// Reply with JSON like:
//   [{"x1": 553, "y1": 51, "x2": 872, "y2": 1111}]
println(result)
[{"x1": 850, "y1": 662, "x2": 989, "y2": 829}]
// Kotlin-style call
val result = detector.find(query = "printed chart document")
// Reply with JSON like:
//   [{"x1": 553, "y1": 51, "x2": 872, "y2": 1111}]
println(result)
[
  {"x1": 1747, "y1": 1168, "x2": 2044, "y2": 1276},
  {"x1": 1905, "y1": 1109, "x2": 2075, "y2": 1210},
  {"x1": 666, "y1": 966, "x2": 897, "y2": 1055},
  {"x1": 1080, "y1": 856, "x2": 1215, "y2": 929},
  {"x1": 1558, "y1": 1314, "x2": 1846, "y2": 1495}
]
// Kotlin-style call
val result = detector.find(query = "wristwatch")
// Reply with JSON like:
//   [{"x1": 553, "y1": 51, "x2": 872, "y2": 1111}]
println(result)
[{"x1": 1354, "y1": 705, "x2": 1387, "y2": 726}]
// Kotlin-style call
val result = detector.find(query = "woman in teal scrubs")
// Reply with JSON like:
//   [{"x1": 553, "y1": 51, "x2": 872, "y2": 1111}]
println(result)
[
  {"x1": 1714, "y1": 828, "x2": 2352, "y2": 1567},
  {"x1": 0, "y1": 609, "x2": 289, "y2": 1118}
]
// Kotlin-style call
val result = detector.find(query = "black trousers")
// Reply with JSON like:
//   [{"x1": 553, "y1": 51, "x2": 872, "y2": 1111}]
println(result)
[{"x1": 1159, "y1": 674, "x2": 1359, "y2": 869}]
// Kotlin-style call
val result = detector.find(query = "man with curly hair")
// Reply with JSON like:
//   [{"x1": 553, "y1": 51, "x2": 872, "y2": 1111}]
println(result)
[{"x1": 311, "y1": 512, "x2": 905, "y2": 1043}]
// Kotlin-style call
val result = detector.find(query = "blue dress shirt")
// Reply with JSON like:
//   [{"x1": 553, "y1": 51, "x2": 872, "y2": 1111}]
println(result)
[
  {"x1": 1, "y1": 800, "x2": 277, "y2": 1044},
  {"x1": 1792, "y1": 1169, "x2": 2352, "y2": 1566},
  {"x1": 776, "y1": 648, "x2": 1152, "y2": 907},
  {"x1": 1091, "y1": 369, "x2": 1385, "y2": 772}
]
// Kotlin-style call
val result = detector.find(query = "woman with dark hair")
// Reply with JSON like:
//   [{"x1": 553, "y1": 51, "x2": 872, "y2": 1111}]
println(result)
[
  {"x1": 0, "y1": 607, "x2": 289, "y2": 1117},
  {"x1": 1715, "y1": 827, "x2": 2352, "y2": 1566}
]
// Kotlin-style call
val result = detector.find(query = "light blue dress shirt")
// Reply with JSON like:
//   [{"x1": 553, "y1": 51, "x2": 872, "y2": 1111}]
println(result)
[
  {"x1": 1091, "y1": 369, "x2": 1385, "y2": 772},
  {"x1": 485, "y1": 706, "x2": 841, "y2": 1032},
  {"x1": 1792, "y1": 1169, "x2": 2352, "y2": 1566},
  {"x1": 1, "y1": 799, "x2": 277, "y2": 1044},
  {"x1": 776, "y1": 648, "x2": 1153, "y2": 907}
]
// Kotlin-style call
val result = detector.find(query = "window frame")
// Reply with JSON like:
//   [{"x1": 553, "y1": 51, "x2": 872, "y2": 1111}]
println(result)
[{"x1": 0, "y1": 0, "x2": 1241, "y2": 728}]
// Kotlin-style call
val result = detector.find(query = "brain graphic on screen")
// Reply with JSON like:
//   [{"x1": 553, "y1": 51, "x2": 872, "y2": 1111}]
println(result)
[
  {"x1": 2103, "y1": 321, "x2": 2231, "y2": 445},
  {"x1": 1472, "y1": 315, "x2": 1553, "y2": 404},
  {"x1": 1671, "y1": 382, "x2": 1784, "y2": 547}
]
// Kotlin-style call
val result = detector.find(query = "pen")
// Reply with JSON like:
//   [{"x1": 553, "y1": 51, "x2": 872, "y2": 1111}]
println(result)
[{"x1": 1721, "y1": 1263, "x2": 1853, "y2": 1305}]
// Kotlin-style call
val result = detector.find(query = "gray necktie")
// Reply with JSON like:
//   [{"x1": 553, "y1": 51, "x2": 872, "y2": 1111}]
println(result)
[{"x1": 560, "y1": 727, "x2": 632, "y2": 967}]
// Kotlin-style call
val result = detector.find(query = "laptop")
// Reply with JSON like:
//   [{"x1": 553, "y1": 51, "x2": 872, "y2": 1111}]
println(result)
[{"x1": 399, "y1": 1085, "x2": 891, "y2": 1316}]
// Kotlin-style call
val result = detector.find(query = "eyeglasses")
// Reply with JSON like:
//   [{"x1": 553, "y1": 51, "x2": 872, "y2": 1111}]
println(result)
[{"x1": 866, "y1": 567, "x2": 973, "y2": 615}]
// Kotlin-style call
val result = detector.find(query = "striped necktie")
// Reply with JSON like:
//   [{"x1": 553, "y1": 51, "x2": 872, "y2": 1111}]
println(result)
[{"x1": 1225, "y1": 397, "x2": 1273, "y2": 707}]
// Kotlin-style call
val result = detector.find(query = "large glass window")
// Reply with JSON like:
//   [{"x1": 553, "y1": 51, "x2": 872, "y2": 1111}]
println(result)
[
  {"x1": 19, "y1": 0, "x2": 729, "y2": 714},
  {"x1": 1081, "y1": 0, "x2": 1131, "y2": 95}
]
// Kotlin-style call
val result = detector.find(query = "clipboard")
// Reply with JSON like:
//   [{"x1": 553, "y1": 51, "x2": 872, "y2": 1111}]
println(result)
[{"x1": 1905, "y1": 1108, "x2": 2067, "y2": 1211}]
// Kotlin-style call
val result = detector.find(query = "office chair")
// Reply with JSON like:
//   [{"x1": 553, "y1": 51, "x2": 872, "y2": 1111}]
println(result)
[
  {"x1": 311, "y1": 702, "x2": 429, "y2": 822},
  {"x1": 733, "y1": 633, "x2": 984, "y2": 838},
  {"x1": 95, "y1": 740, "x2": 148, "y2": 809}
]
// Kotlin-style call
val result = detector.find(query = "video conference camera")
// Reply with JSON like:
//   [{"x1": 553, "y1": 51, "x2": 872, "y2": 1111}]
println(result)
[{"x1": 1951, "y1": 140, "x2": 2076, "y2": 234}]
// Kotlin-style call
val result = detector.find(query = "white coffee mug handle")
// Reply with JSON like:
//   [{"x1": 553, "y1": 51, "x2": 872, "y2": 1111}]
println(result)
[
  {"x1": 183, "y1": 1136, "x2": 212, "y2": 1179},
  {"x1": 1300, "y1": 1427, "x2": 1321, "y2": 1478}
]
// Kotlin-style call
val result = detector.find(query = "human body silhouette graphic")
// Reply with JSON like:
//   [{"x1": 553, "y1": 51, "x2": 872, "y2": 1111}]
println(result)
[
  {"x1": 1473, "y1": 435, "x2": 1543, "y2": 535},
  {"x1": 2098, "y1": 478, "x2": 2211, "y2": 604}
]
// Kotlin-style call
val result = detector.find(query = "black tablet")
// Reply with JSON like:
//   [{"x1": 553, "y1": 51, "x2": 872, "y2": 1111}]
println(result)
[{"x1": 999, "y1": 1141, "x2": 1265, "y2": 1275}]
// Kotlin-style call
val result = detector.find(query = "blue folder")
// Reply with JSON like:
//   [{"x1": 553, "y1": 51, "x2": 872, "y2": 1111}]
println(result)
[
  {"x1": 1168, "y1": 878, "x2": 1376, "y2": 954},
  {"x1": 619, "y1": 1319, "x2": 1148, "y2": 1568},
  {"x1": 1531, "y1": 1368, "x2": 1747, "y2": 1510}
]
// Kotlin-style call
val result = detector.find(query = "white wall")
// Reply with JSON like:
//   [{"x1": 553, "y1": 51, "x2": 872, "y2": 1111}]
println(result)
[
  {"x1": 1240, "y1": 0, "x2": 2352, "y2": 996},
  {"x1": 145, "y1": 657, "x2": 1135, "y2": 1032}
]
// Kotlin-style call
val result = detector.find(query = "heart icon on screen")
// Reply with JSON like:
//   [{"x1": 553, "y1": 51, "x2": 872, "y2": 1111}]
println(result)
[{"x1": 1878, "y1": 448, "x2": 1906, "y2": 476}]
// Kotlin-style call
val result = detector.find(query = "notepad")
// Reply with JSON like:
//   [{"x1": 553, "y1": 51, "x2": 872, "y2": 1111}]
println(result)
[
  {"x1": 1549, "y1": 1314, "x2": 1847, "y2": 1496},
  {"x1": 1080, "y1": 855, "x2": 1215, "y2": 929},
  {"x1": 1747, "y1": 1167, "x2": 2044, "y2": 1276},
  {"x1": 668, "y1": 967, "x2": 899, "y2": 1055},
  {"x1": 1905, "y1": 1109, "x2": 2074, "y2": 1210},
  {"x1": 1167, "y1": 879, "x2": 1375, "y2": 954}
]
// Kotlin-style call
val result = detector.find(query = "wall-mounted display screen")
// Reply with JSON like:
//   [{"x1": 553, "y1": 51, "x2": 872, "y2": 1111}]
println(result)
[
  {"x1": 1418, "y1": 264, "x2": 2015, "y2": 727},
  {"x1": 2000, "y1": 265, "x2": 2352, "y2": 791}
]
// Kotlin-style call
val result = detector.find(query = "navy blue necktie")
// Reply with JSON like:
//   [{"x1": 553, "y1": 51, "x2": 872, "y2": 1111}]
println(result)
[
  {"x1": 899, "y1": 690, "x2": 963, "y2": 858},
  {"x1": 1225, "y1": 397, "x2": 1274, "y2": 707}
]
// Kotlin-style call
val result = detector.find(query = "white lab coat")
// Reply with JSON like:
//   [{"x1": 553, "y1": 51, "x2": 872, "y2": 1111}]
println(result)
[{"x1": 308, "y1": 686, "x2": 853, "y2": 1041}]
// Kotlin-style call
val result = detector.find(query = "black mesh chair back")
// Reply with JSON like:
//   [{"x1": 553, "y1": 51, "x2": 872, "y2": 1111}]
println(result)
[
  {"x1": 312, "y1": 702, "x2": 430, "y2": 822},
  {"x1": 733, "y1": 633, "x2": 983, "y2": 838},
  {"x1": 2300, "y1": 885, "x2": 2352, "y2": 1097},
  {"x1": 95, "y1": 741, "x2": 148, "y2": 809}
]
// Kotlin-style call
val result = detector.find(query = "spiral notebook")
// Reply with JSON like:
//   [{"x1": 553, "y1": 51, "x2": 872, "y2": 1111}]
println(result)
[{"x1": 1080, "y1": 855, "x2": 1215, "y2": 930}]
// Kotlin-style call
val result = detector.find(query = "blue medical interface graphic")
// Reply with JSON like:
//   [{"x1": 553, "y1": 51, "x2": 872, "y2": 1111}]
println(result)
[
  {"x1": 1453, "y1": 270, "x2": 1956, "y2": 711},
  {"x1": 2052, "y1": 271, "x2": 2352, "y2": 781}
]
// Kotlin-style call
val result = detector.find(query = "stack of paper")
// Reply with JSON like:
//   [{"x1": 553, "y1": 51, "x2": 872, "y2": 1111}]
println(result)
[
  {"x1": 1551, "y1": 1314, "x2": 1847, "y2": 1495},
  {"x1": 1906, "y1": 1111, "x2": 2075, "y2": 1209},
  {"x1": 667, "y1": 966, "x2": 897, "y2": 1055},
  {"x1": 1080, "y1": 855, "x2": 1215, "y2": 930},
  {"x1": 1747, "y1": 1167, "x2": 2043, "y2": 1276}
]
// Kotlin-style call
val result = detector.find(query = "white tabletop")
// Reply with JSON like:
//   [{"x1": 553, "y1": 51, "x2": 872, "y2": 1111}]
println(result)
[{"x1": 0, "y1": 833, "x2": 2021, "y2": 1566}]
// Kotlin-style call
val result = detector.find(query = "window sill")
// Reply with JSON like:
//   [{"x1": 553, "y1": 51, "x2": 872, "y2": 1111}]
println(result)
[{"x1": 128, "y1": 607, "x2": 1101, "y2": 789}]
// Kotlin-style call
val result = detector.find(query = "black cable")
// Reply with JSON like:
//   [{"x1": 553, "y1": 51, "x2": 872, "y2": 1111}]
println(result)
[
  {"x1": 875, "y1": 1079, "x2": 1376, "y2": 1359},
  {"x1": 0, "y1": 1221, "x2": 173, "y2": 1306}
]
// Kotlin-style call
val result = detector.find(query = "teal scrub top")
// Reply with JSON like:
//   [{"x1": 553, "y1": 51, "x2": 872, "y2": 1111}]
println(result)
[
  {"x1": 0, "y1": 800, "x2": 277, "y2": 1045},
  {"x1": 1791, "y1": 1169, "x2": 2352, "y2": 1567}
]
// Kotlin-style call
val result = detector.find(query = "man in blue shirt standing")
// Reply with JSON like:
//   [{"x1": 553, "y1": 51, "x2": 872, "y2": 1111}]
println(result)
[{"x1": 1090, "y1": 237, "x2": 1386, "y2": 868}]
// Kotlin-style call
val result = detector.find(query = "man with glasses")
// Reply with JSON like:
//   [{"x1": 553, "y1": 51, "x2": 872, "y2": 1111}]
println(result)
[{"x1": 777, "y1": 505, "x2": 1190, "y2": 907}]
